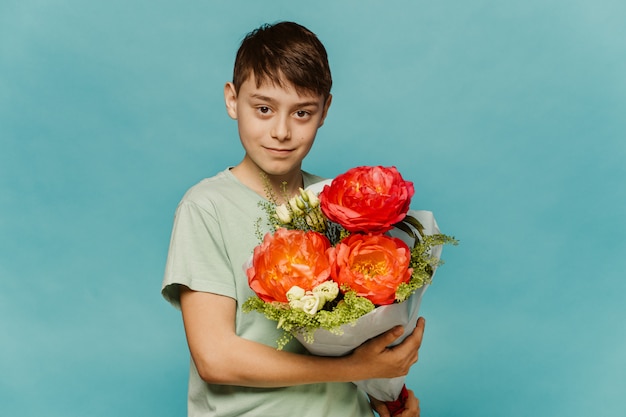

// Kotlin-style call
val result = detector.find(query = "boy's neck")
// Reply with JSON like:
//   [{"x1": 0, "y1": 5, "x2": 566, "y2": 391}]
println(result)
[{"x1": 231, "y1": 163, "x2": 303, "y2": 203}]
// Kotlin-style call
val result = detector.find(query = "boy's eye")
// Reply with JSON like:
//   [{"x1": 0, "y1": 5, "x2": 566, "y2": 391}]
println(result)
[
  {"x1": 295, "y1": 110, "x2": 310, "y2": 118},
  {"x1": 258, "y1": 106, "x2": 271, "y2": 114}
]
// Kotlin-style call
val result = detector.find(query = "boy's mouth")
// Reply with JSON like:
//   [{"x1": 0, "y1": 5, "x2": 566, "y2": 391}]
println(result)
[{"x1": 265, "y1": 146, "x2": 294, "y2": 154}]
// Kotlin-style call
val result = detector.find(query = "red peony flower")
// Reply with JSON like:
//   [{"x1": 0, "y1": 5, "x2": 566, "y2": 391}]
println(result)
[
  {"x1": 328, "y1": 234, "x2": 412, "y2": 305},
  {"x1": 319, "y1": 166, "x2": 414, "y2": 234},
  {"x1": 247, "y1": 228, "x2": 332, "y2": 303}
]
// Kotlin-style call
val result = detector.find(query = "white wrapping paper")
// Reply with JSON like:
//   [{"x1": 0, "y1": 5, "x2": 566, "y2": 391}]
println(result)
[{"x1": 293, "y1": 207, "x2": 444, "y2": 402}]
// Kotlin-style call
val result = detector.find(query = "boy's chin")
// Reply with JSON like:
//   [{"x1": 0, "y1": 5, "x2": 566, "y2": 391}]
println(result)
[
  {"x1": 254, "y1": 159, "x2": 301, "y2": 176},
  {"x1": 238, "y1": 156, "x2": 303, "y2": 180},
  {"x1": 261, "y1": 166, "x2": 302, "y2": 178}
]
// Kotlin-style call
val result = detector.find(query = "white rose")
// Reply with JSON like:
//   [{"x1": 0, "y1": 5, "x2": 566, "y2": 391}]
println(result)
[
  {"x1": 313, "y1": 281, "x2": 339, "y2": 303},
  {"x1": 289, "y1": 299, "x2": 305, "y2": 310},
  {"x1": 299, "y1": 293, "x2": 323, "y2": 315},
  {"x1": 286, "y1": 286, "x2": 306, "y2": 301}
]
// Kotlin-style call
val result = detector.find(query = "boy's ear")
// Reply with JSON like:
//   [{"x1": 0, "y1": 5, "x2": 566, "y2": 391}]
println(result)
[
  {"x1": 318, "y1": 94, "x2": 333, "y2": 127},
  {"x1": 224, "y1": 82, "x2": 238, "y2": 120}
]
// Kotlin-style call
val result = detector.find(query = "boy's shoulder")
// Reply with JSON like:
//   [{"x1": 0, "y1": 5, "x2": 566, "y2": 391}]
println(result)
[
  {"x1": 177, "y1": 169, "x2": 243, "y2": 212},
  {"x1": 303, "y1": 171, "x2": 326, "y2": 187},
  {"x1": 183, "y1": 169, "x2": 232, "y2": 196}
]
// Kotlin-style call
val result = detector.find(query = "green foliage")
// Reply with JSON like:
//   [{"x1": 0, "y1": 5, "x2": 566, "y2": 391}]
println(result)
[
  {"x1": 396, "y1": 233, "x2": 458, "y2": 302},
  {"x1": 242, "y1": 291, "x2": 375, "y2": 350}
]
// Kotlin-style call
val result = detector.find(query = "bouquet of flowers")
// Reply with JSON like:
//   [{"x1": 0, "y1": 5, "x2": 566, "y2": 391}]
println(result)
[{"x1": 243, "y1": 165, "x2": 456, "y2": 415}]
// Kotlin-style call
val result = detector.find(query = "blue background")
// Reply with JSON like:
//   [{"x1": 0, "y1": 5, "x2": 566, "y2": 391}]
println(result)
[{"x1": 2, "y1": 1, "x2": 625, "y2": 416}]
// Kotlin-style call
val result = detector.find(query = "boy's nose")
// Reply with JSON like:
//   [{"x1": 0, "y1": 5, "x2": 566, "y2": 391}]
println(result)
[{"x1": 270, "y1": 115, "x2": 291, "y2": 141}]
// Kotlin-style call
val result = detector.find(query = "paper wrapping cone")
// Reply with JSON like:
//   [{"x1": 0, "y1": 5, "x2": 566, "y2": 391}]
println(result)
[{"x1": 293, "y1": 208, "x2": 443, "y2": 401}]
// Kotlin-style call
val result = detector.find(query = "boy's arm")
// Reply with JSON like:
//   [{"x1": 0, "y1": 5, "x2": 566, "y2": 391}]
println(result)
[{"x1": 180, "y1": 287, "x2": 425, "y2": 387}]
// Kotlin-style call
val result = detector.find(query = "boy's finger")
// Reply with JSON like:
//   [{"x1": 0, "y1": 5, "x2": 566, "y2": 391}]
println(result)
[
  {"x1": 372, "y1": 317, "x2": 426, "y2": 352},
  {"x1": 412, "y1": 317, "x2": 426, "y2": 346},
  {"x1": 371, "y1": 326, "x2": 405, "y2": 350},
  {"x1": 391, "y1": 317, "x2": 426, "y2": 352}
]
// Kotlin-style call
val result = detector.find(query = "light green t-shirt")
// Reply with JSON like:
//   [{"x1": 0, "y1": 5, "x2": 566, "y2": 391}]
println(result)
[{"x1": 162, "y1": 168, "x2": 374, "y2": 417}]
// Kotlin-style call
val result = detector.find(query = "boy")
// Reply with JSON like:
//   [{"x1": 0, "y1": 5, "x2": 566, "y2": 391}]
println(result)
[{"x1": 162, "y1": 21, "x2": 425, "y2": 417}]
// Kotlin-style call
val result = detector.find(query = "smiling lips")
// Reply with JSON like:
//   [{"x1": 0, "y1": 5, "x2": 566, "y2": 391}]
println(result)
[{"x1": 265, "y1": 146, "x2": 294, "y2": 154}]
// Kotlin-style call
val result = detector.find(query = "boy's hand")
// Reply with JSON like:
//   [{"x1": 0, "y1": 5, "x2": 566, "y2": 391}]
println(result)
[
  {"x1": 350, "y1": 317, "x2": 426, "y2": 379},
  {"x1": 369, "y1": 389, "x2": 420, "y2": 417}
]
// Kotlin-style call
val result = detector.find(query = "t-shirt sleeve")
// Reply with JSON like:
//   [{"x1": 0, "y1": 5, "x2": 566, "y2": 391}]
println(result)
[{"x1": 161, "y1": 199, "x2": 237, "y2": 309}]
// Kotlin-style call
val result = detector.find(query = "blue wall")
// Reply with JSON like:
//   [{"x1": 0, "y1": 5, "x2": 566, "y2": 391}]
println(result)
[{"x1": 2, "y1": 1, "x2": 625, "y2": 416}]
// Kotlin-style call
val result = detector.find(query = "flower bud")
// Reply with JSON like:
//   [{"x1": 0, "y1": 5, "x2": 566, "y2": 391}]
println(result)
[
  {"x1": 305, "y1": 214, "x2": 315, "y2": 228},
  {"x1": 314, "y1": 210, "x2": 326, "y2": 228},
  {"x1": 289, "y1": 197, "x2": 304, "y2": 215},
  {"x1": 275, "y1": 204, "x2": 292, "y2": 223},
  {"x1": 306, "y1": 190, "x2": 320, "y2": 208},
  {"x1": 299, "y1": 188, "x2": 309, "y2": 202}
]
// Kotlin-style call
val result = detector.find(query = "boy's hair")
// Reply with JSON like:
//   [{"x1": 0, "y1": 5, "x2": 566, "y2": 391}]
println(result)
[{"x1": 233, "y1": 21, "x2": 332, "y2": 100}]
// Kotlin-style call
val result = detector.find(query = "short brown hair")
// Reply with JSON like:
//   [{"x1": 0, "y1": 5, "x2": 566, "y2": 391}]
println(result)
[{"x1": 232, "y1": 21, "x2": 332, "y2": 100}]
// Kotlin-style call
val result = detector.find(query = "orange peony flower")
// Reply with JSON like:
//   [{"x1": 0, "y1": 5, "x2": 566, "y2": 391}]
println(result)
[
  {"x1": 319, "y1": 166, "x2": 415, "y2": 234},
  {"x1": 328, "y1": 234, "x2": 412, "y2": 305},
  {"x1": 247, "y1": 228, "x2": 332, "y2": 303}
]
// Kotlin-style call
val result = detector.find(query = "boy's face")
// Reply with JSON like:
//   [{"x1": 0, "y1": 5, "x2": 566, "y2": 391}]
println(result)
[{"x1": 224, "y1": 73, "x2": 331, "y2": 180}]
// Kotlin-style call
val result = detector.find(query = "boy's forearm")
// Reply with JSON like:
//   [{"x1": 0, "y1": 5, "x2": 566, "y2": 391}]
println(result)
[
  {"x1": 190, "y1": 320, "x2": 421, "y2": 388},
  {"x1": 192, "y1": 335, "x2": 361, "y2": 387},
  {"x1": 181, "y1": 288, "x2": 422, "y2": 388},
  {"x1": 180, "y1": 288, "x2": 355, "y2": 387}
]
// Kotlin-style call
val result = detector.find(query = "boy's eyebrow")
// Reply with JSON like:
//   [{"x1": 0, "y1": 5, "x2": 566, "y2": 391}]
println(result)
[{"x1": 249, "y1": 93, "x2": 321, "y2": 108}]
